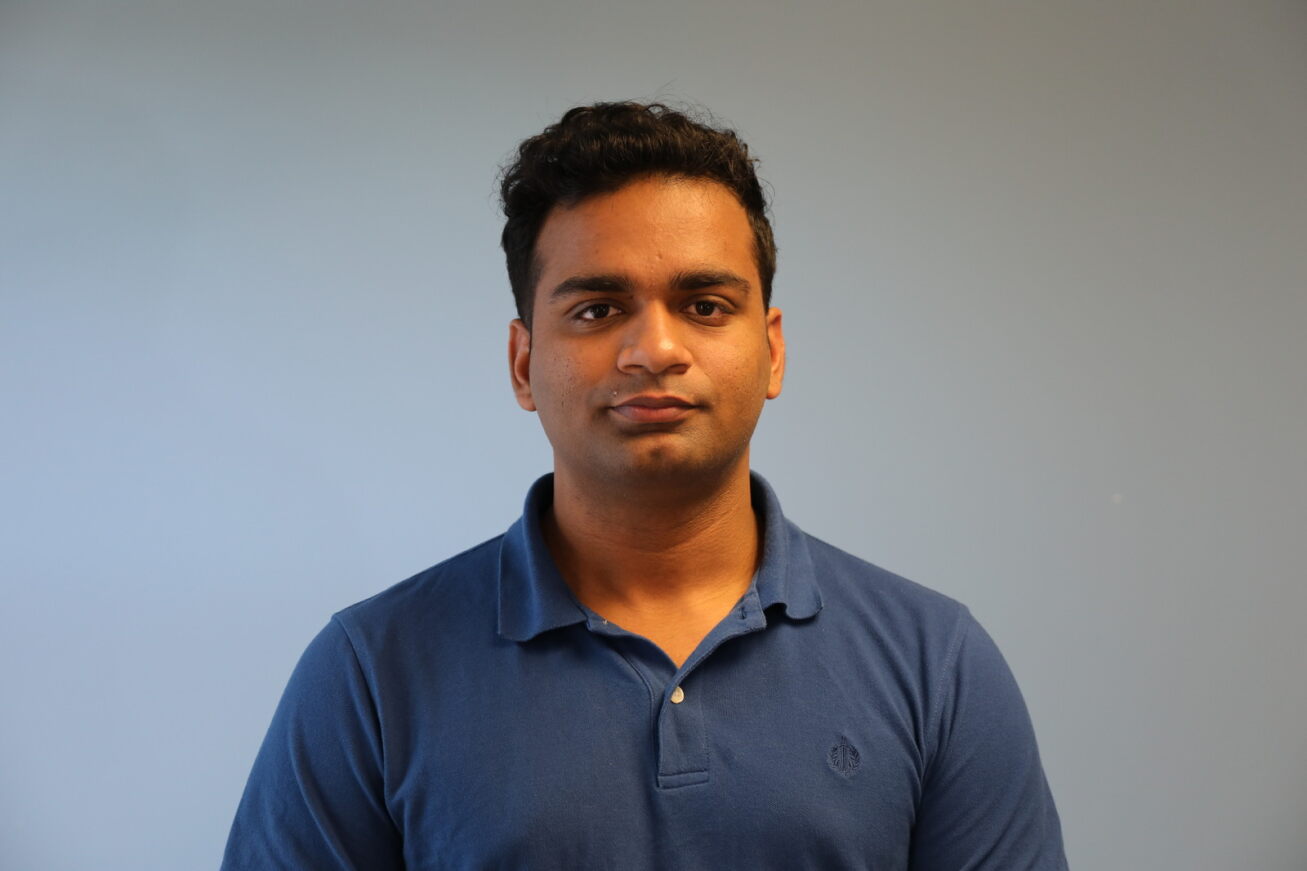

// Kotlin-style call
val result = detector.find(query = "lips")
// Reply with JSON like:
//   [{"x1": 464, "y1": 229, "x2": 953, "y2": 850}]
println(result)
[{"x1": 610, "y1": 394, "x2": 697, "y2": 424}]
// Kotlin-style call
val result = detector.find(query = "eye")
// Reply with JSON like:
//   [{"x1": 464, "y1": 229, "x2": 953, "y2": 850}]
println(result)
[
  {"x1": 577, "y1": 302, "x2": 617, "y2": 321},
  {"x1": 689, "y1": 300, "x2": 729, "y2": 318}
]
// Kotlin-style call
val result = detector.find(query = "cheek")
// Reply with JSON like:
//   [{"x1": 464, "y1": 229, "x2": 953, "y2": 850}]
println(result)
[
  {"x1": 710, "y1": 342, "x2": 772, "y2": 395},
  {"x1": 531, "y1": 353, "x2": 588, "y2": 423}
]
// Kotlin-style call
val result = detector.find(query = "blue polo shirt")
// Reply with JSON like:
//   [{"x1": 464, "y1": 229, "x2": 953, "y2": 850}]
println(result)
[{"x1": 222, "y1": 472, "x2": 1067, "y2": 870}]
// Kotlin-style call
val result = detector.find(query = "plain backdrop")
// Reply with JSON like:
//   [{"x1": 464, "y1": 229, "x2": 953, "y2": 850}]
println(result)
[{"x1": 2, "y1": 1, "x2": 1305, "y2": 869}]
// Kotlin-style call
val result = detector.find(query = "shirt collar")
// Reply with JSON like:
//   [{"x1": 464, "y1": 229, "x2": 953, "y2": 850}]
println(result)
[{"x1": 497, "y1": 470, "x2": 823, "y2": 642}]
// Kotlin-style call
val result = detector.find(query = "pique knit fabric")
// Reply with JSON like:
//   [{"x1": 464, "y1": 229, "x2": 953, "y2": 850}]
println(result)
[{"x1": 222, "y1": 471, "x2": 1068, "y2": 870}]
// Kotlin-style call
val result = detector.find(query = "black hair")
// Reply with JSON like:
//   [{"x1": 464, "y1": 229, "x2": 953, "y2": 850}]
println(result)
[{"x1": 499, "y1": 101, "x2": 776, "y2": 328}]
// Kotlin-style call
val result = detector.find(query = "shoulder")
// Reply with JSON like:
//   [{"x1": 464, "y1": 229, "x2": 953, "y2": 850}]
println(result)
[
  {"x1": 796, "y1": 528, "x2": 1043, "y2": 758},
  {"x1": 793, "y1": 526, "x2": 989, "y2": 714},
  {"x1": 329, "y1": 534, "x2": 505, "y2": 655},
  {"x1": 800, "y1": 527, "x2": 971, "y2": 642}
]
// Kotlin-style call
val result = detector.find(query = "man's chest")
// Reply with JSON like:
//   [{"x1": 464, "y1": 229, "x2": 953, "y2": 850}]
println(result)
[{"x1": 377, "y1": 624, "x2": 926, "y2": 870}]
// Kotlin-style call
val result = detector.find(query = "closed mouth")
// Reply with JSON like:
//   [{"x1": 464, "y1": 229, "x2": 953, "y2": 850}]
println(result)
[
  {"x1": 612, "y1": 394, "x2": 695, "y2": 409},
  {"x1": 609, "y1": 396, "x2": 697, "y2": 423}
]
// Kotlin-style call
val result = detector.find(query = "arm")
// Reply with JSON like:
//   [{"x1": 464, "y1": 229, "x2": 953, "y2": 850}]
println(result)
[
  {"x1": 909, "y1": 609, "x2": 1068, "y2": 870},
  {"x1": 221, "y1": 618, "x2": 404, "y2": 870}
]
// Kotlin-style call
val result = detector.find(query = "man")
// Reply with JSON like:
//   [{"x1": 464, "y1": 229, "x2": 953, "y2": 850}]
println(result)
[{"x1": 222, "y1": 102, "x2": 1068, "y2": 869}]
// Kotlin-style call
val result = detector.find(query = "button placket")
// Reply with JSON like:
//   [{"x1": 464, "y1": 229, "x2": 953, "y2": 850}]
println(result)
[
  {"x1": 655, "y1": 588, "x2": 772, "y2": 790},
  {"x1": 580, "y1": 590, "x2": 772, "y2": 790},
  {"x1": 656, "y1": 675, "x2": 709, "y2": 789}
]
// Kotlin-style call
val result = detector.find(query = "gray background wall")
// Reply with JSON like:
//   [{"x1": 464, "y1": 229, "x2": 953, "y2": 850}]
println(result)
[{"x1": 2, "y1": 1, "x2": 1304, "y2": 868}]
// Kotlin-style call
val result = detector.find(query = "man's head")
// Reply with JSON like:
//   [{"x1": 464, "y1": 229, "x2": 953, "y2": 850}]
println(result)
[
  {"x1": 499, "y1": 102, "x2": 777, "y2": 331},
  {"x1": 502, "y1": 103, "x2": 785, "y2": 490}
]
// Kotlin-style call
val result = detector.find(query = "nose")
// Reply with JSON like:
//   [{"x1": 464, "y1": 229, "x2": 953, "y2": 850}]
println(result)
[{"x1": 615, "y1": 303, "x2": 692, "y2": 375}]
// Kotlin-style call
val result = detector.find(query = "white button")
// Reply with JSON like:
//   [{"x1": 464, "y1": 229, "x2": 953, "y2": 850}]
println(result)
[{"x1": 670, "y1": 686, "x2": 685, "y2": 704}]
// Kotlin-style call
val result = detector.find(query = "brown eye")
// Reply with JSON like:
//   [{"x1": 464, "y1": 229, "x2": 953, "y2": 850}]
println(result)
[
  {"x1": 579, "y1": 303, "x2": 613, "y2": 320},
  {"x1": 692, "y1": 301, "x2": 724, "y2": 317}
]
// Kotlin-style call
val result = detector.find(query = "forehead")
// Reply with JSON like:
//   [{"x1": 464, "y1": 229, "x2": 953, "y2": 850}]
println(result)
[{"x1": 533, "y1": 176, "x2": 758, "y2": 288}]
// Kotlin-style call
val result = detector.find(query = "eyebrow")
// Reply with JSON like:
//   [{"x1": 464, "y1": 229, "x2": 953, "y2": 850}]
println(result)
[{"x1": 547, "y1": 269, "x2": 752, "y2": 303}]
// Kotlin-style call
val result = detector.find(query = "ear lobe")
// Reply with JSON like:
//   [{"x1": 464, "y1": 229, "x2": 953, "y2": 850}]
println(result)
[
  {"x1": 765, "y1": 307, "x2": 786, "y2": 400},
  {"x1": 508, "y1": 319, "x2": 537, "y2": 411}
]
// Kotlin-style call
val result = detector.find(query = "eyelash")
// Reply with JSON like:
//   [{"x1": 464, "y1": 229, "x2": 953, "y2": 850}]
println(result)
[{"x1": 575, "y1": 300, "x2": 730, "y2": 321}]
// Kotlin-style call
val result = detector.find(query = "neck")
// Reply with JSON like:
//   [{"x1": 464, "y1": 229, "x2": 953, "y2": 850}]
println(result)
[{"x1": 543, "y1": 455, "x2": 761, "y2": 611}]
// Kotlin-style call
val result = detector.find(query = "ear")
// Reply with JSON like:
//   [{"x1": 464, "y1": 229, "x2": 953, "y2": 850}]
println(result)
[
  {"x1": 765, "y1": 307, "x2": 786, "y2": 400},
  {"x1": 508, "y1": 318, "x2": 537, "y2": 411}
]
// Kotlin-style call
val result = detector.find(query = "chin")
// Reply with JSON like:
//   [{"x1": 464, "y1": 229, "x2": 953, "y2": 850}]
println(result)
[{"x1": 598, "y1": 447, "x2": 745, "y2": 486}]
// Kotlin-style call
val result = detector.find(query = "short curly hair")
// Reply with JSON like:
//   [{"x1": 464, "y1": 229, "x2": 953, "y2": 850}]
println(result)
[{"x1": 499, "y1": 101, "x2": 777, "y2": 328}]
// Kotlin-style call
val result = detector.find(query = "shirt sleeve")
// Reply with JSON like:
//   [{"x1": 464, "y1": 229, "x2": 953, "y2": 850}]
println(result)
[
  {"x1": 221, "y1": 617, "x2": 404, "y2": 871},
  {"x1": 909, "y1": 608, "x2": 1068, "y2": 870}
]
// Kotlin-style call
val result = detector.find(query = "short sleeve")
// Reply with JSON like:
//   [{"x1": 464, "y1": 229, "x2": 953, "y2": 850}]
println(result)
[
  {"x1": 221, "y1": 618, "x2": 404, "y2": 871},
  {"x1": 909, "y1": 609, "x2": 1068, "y2": 870}
]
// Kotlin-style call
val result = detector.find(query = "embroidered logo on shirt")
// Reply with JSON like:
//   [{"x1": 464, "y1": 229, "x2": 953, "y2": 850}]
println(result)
[{"x1": 827, "y1": 736, "x2": 861, "y2": 777}]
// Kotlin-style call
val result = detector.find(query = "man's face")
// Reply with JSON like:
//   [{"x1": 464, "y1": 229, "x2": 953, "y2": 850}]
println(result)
[{"x1": 508, "y1": 175, "x2": 785, "y2": 488}]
